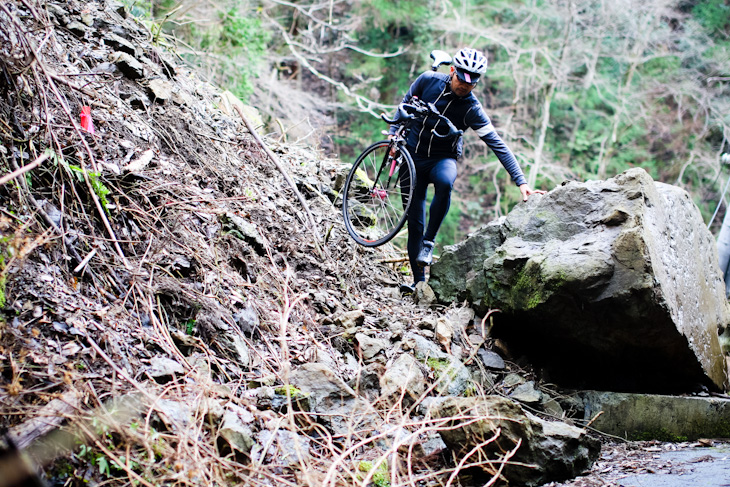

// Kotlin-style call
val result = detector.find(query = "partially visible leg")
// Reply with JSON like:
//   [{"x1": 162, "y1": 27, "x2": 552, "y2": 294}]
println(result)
[
  {"x1": 423, "y1": 158, "x2": 457, "y2": 242},
  {"x1": 406, "y1": 166, "x2": 430, "y2": 283}
]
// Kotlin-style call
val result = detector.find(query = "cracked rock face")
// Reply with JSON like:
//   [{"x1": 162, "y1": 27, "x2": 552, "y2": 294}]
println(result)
[{"x1": 430, "y1": 168, "x2": 729, "y2": 393}]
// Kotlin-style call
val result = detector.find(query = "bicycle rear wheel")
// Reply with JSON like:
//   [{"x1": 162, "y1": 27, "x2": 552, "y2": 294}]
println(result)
[{"x1": 342, "y1": 140, "x2": 415, "y2": 247}]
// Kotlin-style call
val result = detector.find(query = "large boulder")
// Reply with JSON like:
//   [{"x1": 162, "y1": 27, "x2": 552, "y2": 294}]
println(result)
[
  {"x1": 431, "y1": 396, "x2": 600, "y2": 486},
  {"x1": 430, "y1": 168, "x2": 729, "y2": 393}
]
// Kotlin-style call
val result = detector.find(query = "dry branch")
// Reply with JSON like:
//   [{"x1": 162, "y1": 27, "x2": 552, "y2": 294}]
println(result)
[
  {"x1": 232, "y1": 103, "x2": 322, "y2": 245},
  {"x1": 0, "y1": 153, "x2": 47, "y2": 185}
]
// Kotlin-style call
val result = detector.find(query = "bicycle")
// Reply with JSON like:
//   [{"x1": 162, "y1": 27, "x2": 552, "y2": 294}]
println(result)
[{"x1": 341, "y1": 97, "x2": 463, "y2": 247}]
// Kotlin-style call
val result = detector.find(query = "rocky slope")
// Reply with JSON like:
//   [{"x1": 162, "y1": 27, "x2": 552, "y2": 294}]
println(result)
[{"x1": 1, "y1": 2, "x2": 727, "y2": 487}]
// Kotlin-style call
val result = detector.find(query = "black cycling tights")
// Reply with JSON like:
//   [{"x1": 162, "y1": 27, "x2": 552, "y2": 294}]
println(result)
[{"x1": 406, "y1": 154, "x2": 457, "y2": 283}]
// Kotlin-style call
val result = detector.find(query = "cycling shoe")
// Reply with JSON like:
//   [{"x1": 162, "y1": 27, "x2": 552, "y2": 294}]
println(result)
[{"x1": 416, "y1": 240, "x2": 435, "y2": 267}]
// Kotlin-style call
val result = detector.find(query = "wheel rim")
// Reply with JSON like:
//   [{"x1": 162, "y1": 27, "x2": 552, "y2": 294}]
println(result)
[{"x1": 344, "y1": 143, "x2": 412, "y2": 246}]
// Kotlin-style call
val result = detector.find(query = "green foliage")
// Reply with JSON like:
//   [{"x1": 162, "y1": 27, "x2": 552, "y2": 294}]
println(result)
[
  {"x1": 0, "y1": 236, "x2": 8, "y2": 309},
  {"x1": 64, "y1": 164, "x2": 112, "y2": 215},
  {"x1": 47, "y1": 148, "x2": 112, "y2": 214},
  {"x1": 0, "y1": 273, "x2": 6, "y2": 308},
  {"x1": 120, "y1": 0, "x2": 152, "y2": 18},
  {"x1": 693, "y1": 0, "x2": 730, "y2": 37},
  {"x1": 357, "y1": 460, "x2": 390, "y2": 487},
  {"x1": 274, "y1": 384, "x2": 303, "y2": 396},
  {"x1": 127, "y1": 2, "x2": 270, "y2": 101},
  {"x1": 426, "y1": 357, "x2": 451, "y2": 371},
  {"x1": 193, "y1": 7, "x2": 270, "y2": 100}
]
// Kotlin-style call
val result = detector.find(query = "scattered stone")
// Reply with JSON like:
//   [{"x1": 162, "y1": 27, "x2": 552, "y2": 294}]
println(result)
[
  {"x1": 66, "y1": 21, "x2": 87, "y2": 37},
  {"x1": 80, "y1": 12, "x2": 94, "y2": 26},
  {"x1": 196, "y1": 309, "x2": 250, "y2": 367},
  {"x1": 418, "y1": 432, "x2": 448, "y2": 456},
  {"x1": 223, "y1": 212, "x2": 268, "y2": 252},
  {"x1": 503, "y1": 373, "x2": 526, "y2": 388},
  {"x1": 52, "y1": 321, "x2": 69, "y2": 333},
  {"x1": 311, "y1": 291, "x2": 338, "y2": 314},
  {"x1": 145, "y1": 356, "x2": 185, "y2": 383},
  {"x1": 332, "y1": 309, "x2": 365, "y2": 328},
  {"x1": 233, "y1": 305, "x2": 259, "y2": 335},
  {"x1": 380, "y1": 353, "x2": 427, "y2": 405},
  {"x1": 218, "y1": 404, "x2": 255, "y2": 454},
  {"x1": 432, "y1": 396, "x2": 600, "y2": 486},
  {"x1": 444, "y1": 306, "x2": 474, "y2": 330},
  {"x1": 128, "y1": 94, "x2": 149, "y2": 109},
  {"x1": 349, "y1": 362, "x2": 383, "y2": 397},
  {"x1": 477, "y1": 348, "x2": 506, "y2": 370},
  {"x1": 417, "y1": 316, "x2": 437, "y2": 331},
  {"x1": 425, "y1": 355, "x2": 473, "y2": 396},
  {"x1": 401, "y1": 331, "x2": 442, "y2": 359},
  {"x1": 355, "y1": 332, "x2": 389, "y2": 360},
  {"x1": 325, "y1": 396, "x2": 380, "y2": 436},
  {"x1": 289, "y1": 362, "x2": 377, "y2": 434},
  {"x1": 414, "y1": 281, "x2": 436, "y2": 306},
  {"x1": 255, "y1": 430, "x2": 310, "y2": 467},
  {"x1": 199, "y1": 397, "x2": 225, "y2": 424},
  {"x1": 112, "y1": 51, "x2": 145, "y2": 79},
  {"x1": 171, "y1": 89, "x2": 192, "y2": 106},
  {"x1": 388, "y1": 321, "x2": 406, "y2": 340},
  {"x1": 188, "y1": 353, "x2": 212, "y2": 380},
  {"x1": 156, "y1": 399, "x2": 193, "y2": 430},
  {"x1": 147, "y1": 78, "x2": 173, "y2": 102},
  {"x1": 46, "y1": 4, "x2": 70, "y2": 26},
  {"x1": 541, "y1": 396, "x2": 565, "y2": 418},
  {"x1": 510, "y1": 381, "x2": 543, "y2": 405},
  {"x1": 104, "y1": 33, "x2": 136, "y2": 55},
  {"x1": 289, "y1": 362, "x2": 356, "y2": 411}
]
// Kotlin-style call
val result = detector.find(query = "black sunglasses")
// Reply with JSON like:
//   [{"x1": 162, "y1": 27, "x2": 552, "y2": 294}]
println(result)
[{"x1": 454, "y1": 69, "x2": 479, "y2": 86}]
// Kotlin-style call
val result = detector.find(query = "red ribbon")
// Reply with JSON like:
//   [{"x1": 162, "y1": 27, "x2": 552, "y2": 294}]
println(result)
[{"x1": 80, "y1": 106, "x2": 94, "y2": 134}]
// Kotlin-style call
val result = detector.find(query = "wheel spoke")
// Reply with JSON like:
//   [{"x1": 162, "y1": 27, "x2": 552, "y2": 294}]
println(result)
[{"x1": 342, "y1": 142, "x2": 414, "y2": 246}]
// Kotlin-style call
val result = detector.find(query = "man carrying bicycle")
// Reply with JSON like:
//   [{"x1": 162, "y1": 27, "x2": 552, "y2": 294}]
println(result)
[{"x1": 390, "y1": 48, "x2": 545, "y2": 292}]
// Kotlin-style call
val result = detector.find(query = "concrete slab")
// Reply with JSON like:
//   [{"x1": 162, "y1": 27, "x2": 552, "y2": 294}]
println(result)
[
  {"x1": 617, "y1": 444, "x2": 730, "y2": 487},
  {"x1": 580, "y1": 391, "x2": 730, "y2": 440}
]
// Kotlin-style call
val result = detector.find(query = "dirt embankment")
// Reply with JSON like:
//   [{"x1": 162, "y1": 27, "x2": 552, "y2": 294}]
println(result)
[{"x1": 0, "y1": 1, "x2": 465, "y2": 485}]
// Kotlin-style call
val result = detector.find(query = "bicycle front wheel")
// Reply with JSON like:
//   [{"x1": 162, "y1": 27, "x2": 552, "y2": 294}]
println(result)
[{"x1": 342, "y1": 140, "x2": 416, "y2": 247}]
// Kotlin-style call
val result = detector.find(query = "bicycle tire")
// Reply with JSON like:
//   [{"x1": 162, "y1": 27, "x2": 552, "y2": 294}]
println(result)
[{"x1": 342, "y1": 140, "x2": 416, "y2": 247}]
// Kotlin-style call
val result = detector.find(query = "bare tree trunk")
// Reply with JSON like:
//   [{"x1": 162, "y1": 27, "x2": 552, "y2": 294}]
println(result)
[
  {"x1": 717, "y1": 208, "x2": 730, "y2": 297},
  {"x1": 528, "y1": 1, "x2": 574, "y2": 188},
  {"x1": 529, "y1": 81, "x2": 554, "y2": 188},
  {"x1": 596, "y1": 56, "x2": 639, "y2": 179}
]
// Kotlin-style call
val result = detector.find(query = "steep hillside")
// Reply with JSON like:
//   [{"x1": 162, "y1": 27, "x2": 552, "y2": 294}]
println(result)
[{"x1": 0, "y1": 0, "x2": 433, "y2": 484}]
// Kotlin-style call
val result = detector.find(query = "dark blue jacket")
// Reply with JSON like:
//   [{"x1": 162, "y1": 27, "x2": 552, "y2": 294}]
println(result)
[{"x1": 390, "y1": 71, "x2": 527, "y2": 186}]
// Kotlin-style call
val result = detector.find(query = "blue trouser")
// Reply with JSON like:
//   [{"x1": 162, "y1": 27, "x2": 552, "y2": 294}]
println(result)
[{"x1": 404, "y1": 152, "x2": 457, "y2": 283}]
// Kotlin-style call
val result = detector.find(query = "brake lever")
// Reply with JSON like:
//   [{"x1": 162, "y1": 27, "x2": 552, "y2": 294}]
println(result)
[{"x1": 381, "y1": 105, "x2": 415, "y2": 125}]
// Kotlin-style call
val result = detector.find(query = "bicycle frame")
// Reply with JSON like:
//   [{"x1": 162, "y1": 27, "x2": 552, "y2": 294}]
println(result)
[{"x1": 370, "y1": 127, "x2": 409, "y2": 199}]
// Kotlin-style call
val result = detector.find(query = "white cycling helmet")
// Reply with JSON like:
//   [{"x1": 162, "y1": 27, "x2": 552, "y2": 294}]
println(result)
[{"x1": 453, "y1": 48, "x2": 487, "y2": 84}]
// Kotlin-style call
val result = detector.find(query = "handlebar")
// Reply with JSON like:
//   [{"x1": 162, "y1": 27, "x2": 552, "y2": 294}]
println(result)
[{"x1": 380, "y1": 99, "x2": 463, "y2": 140}]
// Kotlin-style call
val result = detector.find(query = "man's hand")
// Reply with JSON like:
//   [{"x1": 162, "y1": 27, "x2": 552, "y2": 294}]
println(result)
[{"x1": 518, "y1": 184, "x2": 547, "y2": 202}]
